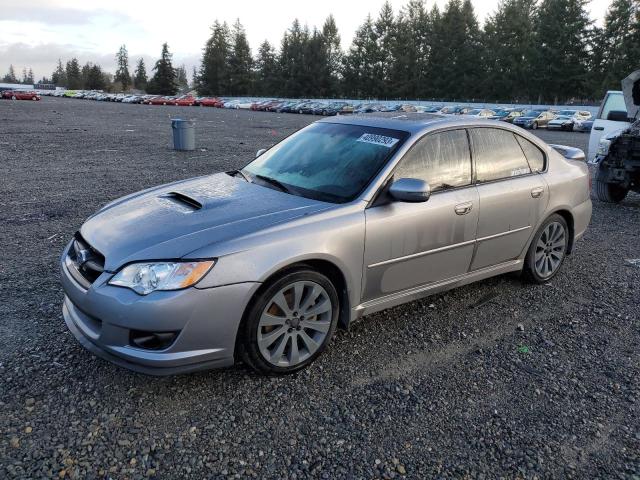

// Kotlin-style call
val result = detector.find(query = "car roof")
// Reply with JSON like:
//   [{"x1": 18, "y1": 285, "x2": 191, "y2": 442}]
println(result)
[{"x1": 316, "y1": 112, "x2": 525, "y2": 134}]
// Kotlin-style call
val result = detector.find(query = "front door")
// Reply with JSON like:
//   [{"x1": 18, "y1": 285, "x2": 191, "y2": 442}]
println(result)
[{"x1": 362, "y1": 129, "x2": 478, "y2": 302}]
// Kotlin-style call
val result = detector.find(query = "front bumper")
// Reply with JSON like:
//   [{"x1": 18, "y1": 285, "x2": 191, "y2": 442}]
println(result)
[{"x1": 61, "y1": 243, "x2": 260, "y2": 375}]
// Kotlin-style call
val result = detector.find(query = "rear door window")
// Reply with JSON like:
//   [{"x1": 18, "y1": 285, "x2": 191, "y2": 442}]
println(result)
[
  {"x1": 470, "y1": 128, "x2": 531, "y2": 182},
  {"x1": 515, "y1": 135, "x2": 546, "y2": 172},
  {"x1": 394, "y1": 129, "x2": 471, "y2": 191}
]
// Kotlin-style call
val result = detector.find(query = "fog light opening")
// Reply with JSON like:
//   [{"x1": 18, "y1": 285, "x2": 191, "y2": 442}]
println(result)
[{"x1": 130, "y1": 330, "x2": 179, "y2": 350}]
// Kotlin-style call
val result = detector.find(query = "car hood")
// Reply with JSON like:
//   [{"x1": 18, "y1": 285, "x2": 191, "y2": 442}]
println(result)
[
  {"x1": 80, "y1": 172, "x2": 332, "y2": 271},
  {"x1": 622, "y1": 69, "x2": 640, "y2": 120}
]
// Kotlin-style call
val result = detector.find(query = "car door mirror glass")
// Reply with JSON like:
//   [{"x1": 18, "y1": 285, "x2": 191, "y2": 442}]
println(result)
[
  {"x1": 606, "y1": 110, "x2": 630, "y2": 122},
  {"x1": 389, "y1": 178, "x2": 431, "y2": 202},
  {"x1": 256, "y1": 148, "x2": 267, "y2": 158}
]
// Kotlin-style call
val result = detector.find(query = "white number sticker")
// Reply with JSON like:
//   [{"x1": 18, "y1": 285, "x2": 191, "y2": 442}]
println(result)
[{"x1": 357, "y1": 133, "x2": 400, "y2": 148}]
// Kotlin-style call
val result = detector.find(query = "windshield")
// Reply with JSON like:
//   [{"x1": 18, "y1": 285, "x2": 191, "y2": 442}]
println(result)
[
  {"x1": 556, "y1": 116, "x2": 571, "y2": 120},
  {"x1": 467, "y1": 109, "x2": 482, "y2": 115},
  {"x1": 243, "y1": 123, "x2": 409, "y2": 203},
  {"x1": 523, "y1": 110, "x2": 543, "y2": 117},
  {"x1": 558, "y1": 110, "x2": 576, "y2": 116}
]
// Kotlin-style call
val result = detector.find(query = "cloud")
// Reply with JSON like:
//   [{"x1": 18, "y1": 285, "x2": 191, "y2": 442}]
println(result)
[{"x1": 0, "y1": 3, "x2": 132, "y2": 26}]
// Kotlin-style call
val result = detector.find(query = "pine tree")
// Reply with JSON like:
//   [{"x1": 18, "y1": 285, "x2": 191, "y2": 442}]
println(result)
[
  {"x1": 198, "y1": 21, "x2": 232, "y2": 95},
  {"x1": 532, "y1": 0, "x2": 592, "y2": 102},
  {"x1": 278, "y1": 19, "x2": 311, "y2": 98},
  {"x1": 389, "y1": 0, "x2": 430, "y2": 99},
  {"x1": 598, "y1": 0, "x2": 638, "y2": 92},
  {"x1": 254, "y1": 40, "x2": 279, "y2": 96},
  {"x1": 147, "y1": 43, "x2": 178, "y2": 95},
  {"x1": 342, "y1": 15, "x2": 379, "y2": 98},
  {"x1": 82, "y1": 63, "x2": 106, "y2": 90},
  {"x1": 65, "y1": 58, "x2": 82, "y2": 89},
  {"x1": 133, "y1": 58, "x2": 148, "y2": 91},
  {"x1": 2, "y1": 65, "x2": 18, "y2": 83},
  {"x1": 374, "y1": 2, "x2": 396, "y2": 97},
  {"x1": 482, "y1": 0, "x2": 537, "y2": 102},
  {"x1": 51, "y1": 59, "x2": 66, "y2": 86},
  {"x1": 114, "y1": 45, "x2": 132, "y2": 90},
  {"x1": 321, "y1": 15, "x2": 342, "y2": 97},
  {"x1": 175, "y1": 65, "x2": 189, "y2": 90},
  {"x1": 228, "y1": 19, "x2": 253, "y2": 96},
  {"x1": 428, "y1": 0, "x2": 483, "y2": 100}
]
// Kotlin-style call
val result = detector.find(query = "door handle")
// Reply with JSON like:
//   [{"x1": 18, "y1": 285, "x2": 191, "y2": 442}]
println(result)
[
  {"x1": 594, "y1": 126, "x2": 604, "y2": 131},
  {"x1": 531, "y1": 187, "x2": 544, "y2": 198},
  {"x1": 454, "y1": 202, "x2": 473, "y2": 215}
]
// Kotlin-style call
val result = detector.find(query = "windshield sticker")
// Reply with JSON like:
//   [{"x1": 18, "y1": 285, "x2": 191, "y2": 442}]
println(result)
[{"x1": 357, "y1": 133, "x2": 400, "y2": 148}]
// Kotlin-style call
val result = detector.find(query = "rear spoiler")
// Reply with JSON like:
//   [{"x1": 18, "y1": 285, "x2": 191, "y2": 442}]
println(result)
[{"x1": 549, "y1": 144, "x2": 585, "y2": 162}]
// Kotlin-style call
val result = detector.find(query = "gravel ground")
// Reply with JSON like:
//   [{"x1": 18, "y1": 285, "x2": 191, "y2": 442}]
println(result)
[{"x1": 0, "y1": 98, "x2": 638, "y2": 479}]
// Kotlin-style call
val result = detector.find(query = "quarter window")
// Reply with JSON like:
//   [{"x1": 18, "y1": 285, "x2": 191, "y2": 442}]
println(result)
[
  {"x1": 395, "y1": 130, "x2": 471, "y2": 191},
  {"x1": 515, "y1": 135, "x2": 545, "y2": 172},
  {"x1": 470, "y1": 128, "x2": 531, "y2": 182}
]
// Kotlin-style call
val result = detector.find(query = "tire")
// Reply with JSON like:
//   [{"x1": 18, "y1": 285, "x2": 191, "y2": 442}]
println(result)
[
  {"x1": 531, "y1": 122, "x2": 538, "y2": 130},
  {"x1": 239, "y1": 268, "x2": 339, "y2": 375},
  {"x1": 11, "y1": 95, "x2": 16, "y2": 100},
  {"x1": 593, "y1": 166, "x2": 628, "y2": 203},
  {"x1": 523, "y1": 214, "x2": 569, "y2": 284},
  {"x1": 32, "y1": 96, "x2": 37, "y2": 101}
]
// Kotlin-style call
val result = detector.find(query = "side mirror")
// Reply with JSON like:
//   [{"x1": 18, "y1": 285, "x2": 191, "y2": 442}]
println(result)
[
  {"x1": 607, "y1": 110, "x2": 630, "y2": 122},
  {"x1": 256, "y1": 148, "x2": 267, "y2": 158},
  {"x1": 389, "y1": 178, "x2": 431, "y2": 202}
]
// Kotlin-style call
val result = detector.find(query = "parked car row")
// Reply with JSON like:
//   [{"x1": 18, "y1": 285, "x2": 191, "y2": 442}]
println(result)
[
  {"x1": 33, "y1": 89, "x2": 595, "y2": 132},
  {"x1": 1, "y1": 90, "x2": 40, "y2": 101}
]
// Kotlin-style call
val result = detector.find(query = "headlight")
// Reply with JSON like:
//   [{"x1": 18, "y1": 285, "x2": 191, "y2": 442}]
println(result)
[
  {"x1": 596, "y1": 139, "x2": 611, "y2": 156},
  {"x1": 109, "y1": 260, "x2": 215, "y2": 295}
]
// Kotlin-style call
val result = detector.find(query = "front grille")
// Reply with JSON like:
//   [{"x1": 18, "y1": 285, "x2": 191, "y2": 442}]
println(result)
[{"x1": 67, "y1": 233, "x2": 105, "y2": 285}]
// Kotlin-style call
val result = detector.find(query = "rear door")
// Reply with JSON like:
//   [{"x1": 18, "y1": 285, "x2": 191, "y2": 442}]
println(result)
[
  {"x1": 588, "y1": 91, "x2": 630, "y2": 162},
  {"x1": 469, "y1": 128, "x2": 548, "y2": 270}
]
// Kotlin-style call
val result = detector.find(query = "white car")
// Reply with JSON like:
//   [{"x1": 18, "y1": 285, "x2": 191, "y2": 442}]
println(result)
[
  {"x1": 588, "y1": 91, "x2": 630, "y2": 162},
  {"x1": 464, "y1": 108, "x2": 496, "y2": 118}
]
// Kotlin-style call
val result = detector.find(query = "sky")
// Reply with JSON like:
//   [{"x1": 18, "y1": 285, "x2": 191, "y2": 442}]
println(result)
[{"x1": 0, "y1": 0, "x2": 613, "y2": 81}]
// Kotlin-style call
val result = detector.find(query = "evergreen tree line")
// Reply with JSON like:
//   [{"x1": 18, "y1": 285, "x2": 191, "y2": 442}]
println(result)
[
  {"x1": 196, "y1": 0, "x2": 640, "y2": 103},
  {"x1": 5, "y1": 0, "x2": 638, "y2": 102},
  {"x1": 2, "y1": 66, "x2": 36, "y2": 84}
]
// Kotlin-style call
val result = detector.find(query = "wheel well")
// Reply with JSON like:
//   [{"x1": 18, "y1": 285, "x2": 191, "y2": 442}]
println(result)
[
  {"x1": 247, "y1": 260, "x2": 350, "y2": 330},
  {"x1": 553, "y1": 209, "x2": 575, "y2": 254}
]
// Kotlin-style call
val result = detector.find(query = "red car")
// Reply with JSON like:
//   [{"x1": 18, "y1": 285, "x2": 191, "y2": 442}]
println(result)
[
  {"x1": 199, "y1": 97, "x2": 222, "y2": 107},
  {"x1": 148, "y1": 96, "x2": 175, "y2": 106},
  {"x1": 174, "y1": 95, "x2": 197, "y2": 106},
  {"x1": 2, "y1": 90, "x2": 40, "y2": 101}
]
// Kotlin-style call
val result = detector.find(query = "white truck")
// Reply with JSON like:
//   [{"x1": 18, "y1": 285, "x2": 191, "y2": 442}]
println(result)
[{"x1": 589, "y1": 70, "x2": 640, "y2": 202}]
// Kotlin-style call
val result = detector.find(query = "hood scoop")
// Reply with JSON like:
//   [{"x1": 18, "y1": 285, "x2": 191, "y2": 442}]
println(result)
[{"x1": 161, "y1": 191, "x2": 203, "y2": 211}]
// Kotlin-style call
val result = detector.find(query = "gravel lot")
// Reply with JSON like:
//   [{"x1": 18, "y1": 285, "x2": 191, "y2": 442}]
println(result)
[{"x1": 1, "y1": 98, "x2": 638, "y2": 479}]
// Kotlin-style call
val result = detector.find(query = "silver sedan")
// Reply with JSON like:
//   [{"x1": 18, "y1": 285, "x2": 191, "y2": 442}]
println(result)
[{"x1": 61, "y1": 113, "x2": 592, "y2": 375}]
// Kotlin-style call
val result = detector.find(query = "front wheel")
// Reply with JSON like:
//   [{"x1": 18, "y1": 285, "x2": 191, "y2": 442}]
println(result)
[
  {"x1": 11, "y1": 95, "x2": 16, "y2": 100},
  {"x1": 240, "y1": 269, "x2": 339, "y2": 375},
  {"x1": 593, "y1": 166, "x2": 628, "y2": 203},
  {"x1": 523, "y1": 214, "x2": 569, "y2": 283},
  {"x1": 531, "y1": 122, "x2": 538, "y2": 130}
]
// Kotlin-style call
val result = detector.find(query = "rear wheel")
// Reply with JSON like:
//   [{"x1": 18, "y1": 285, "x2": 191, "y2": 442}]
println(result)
[
  {"x1": 594, "y1": 166, "x2": 628, "y2": 203},
  {"x1": 240, "y1": 269, "x2": 339, "y2": 375},
  {"x1": 11, "y1": 95, "x2": 16, "y2": 100},
  {"x1": 523, "y1": 214, "x2": 569, "y2": 283}
]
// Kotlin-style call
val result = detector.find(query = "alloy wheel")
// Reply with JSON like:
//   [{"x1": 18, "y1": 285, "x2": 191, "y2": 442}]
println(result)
[
  {"x1": 534, "y1": 221, "x2": 566, "y2": 278},
  {"x1": 257, "y1": 281, "x2": 333, "y2": 368}
]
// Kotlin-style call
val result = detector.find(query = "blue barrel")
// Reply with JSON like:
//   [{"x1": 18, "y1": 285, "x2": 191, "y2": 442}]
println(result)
[{"x1": 171, "y1": 119, "x2": 195, "y2": 151}]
